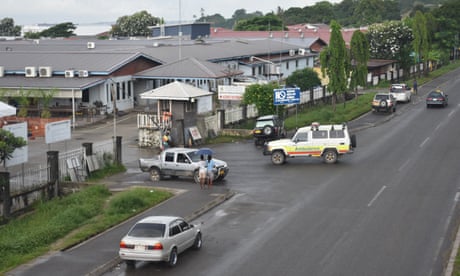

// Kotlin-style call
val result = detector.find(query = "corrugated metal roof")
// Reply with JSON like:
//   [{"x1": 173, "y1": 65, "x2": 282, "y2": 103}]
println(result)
[
  {"x1": 0, "y1": 76, "x2": 106, "y2": 90},
  {"x1": 140, "y1": 81, "x2": 212, "y2": 100},
  {"x1": 135, "y1": 57, "x2": 243, "y2": 79},
  {"x1": 0, "y1": 51, "x2": 160, "y2": 72}
]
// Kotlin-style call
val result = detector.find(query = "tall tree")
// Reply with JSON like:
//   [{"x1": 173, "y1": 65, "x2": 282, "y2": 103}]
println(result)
[
  {"x1": 285, "y1": 68, "x2": 321, "y2": 92},
  {"x1": 411, "y1": 11, "x2": 430, "y2": 76},
  {"x1": 111, "y1": 11, "x2": 160, "y2": 37},
  {"x1": 0, "y1": 18, "x2": 21, "y2": 36},
  {"x1": 242, "y1": 83, "x2": 283, "y2": 116},
  {"x1": 367, "y1": 21, "x2": 413, "y2": 78},
  {"x1": 320, "y1": 20, "x2": 349, "y2": 111},
  {"x1": 40, "y1": 22, "x2": 76, "y2": 38},
  {"x1": 349, "y1": 30, "x2": 370, "y2": 100},
  {"x1": 234, "y1": 13, "x2": 284, "y2": 31}
]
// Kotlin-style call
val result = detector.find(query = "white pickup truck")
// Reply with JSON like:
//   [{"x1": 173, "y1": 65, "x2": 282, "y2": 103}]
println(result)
[{"x1": 139, "y1": 147, "x2": 229, "y2": 182}]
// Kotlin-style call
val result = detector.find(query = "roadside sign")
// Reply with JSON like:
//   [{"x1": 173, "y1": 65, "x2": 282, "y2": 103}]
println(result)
[
  {"x1": 45, "y1": 120, "x2": 71, "y2": 144},
  {"x1": 273, "y1": 88, "x2": 300, "y2": 105},
  {"x1": 3, "y1": 122, "x2": 28, "y2": 167},
  {"x1": 218, "y1": 85, "x2": 245, "y2": 101}
]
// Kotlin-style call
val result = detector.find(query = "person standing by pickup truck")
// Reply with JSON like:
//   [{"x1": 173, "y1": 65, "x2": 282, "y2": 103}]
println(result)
[
  {"x1": 206, "y1": 155, "x2": 215, "y2": 189},
  {"x1": 162, "y1": 130, "x2": 171, "y2": 150},
  {"x1": 199, "y1": 155, "x2": 207, "y2": 189}
]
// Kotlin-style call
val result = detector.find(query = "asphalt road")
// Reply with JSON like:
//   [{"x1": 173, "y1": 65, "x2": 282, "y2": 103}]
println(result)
[
  {"x1": 7, "y1": 68, "x2": 460, "y2": 276},
  {"x1": 103, "y1": 68, "x2": 460, "y2": 276}
]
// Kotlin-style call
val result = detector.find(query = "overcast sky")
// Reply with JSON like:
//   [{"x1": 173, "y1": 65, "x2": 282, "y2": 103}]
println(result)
[{"x1": 3, "y1": 0, "x2": 338, "y2": 25}]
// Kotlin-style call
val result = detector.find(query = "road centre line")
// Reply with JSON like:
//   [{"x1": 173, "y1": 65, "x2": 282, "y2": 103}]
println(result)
[
  {"x1": 398, "y1": 158, "x2": 411, "y2": 172},
  {"x1": 420, "y1": 137, "x2": 430, "y2": 148},
  {"x1": 367, "y1": 185, "x2": 387, "y2": 207}
]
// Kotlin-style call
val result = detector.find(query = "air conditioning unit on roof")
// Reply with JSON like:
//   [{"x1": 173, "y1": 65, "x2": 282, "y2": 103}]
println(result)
[
  {"x1": 25, "y1": 66, "x2": 37, "y2": 77},
  {"x1": 78, "y1": 70, "x2": 89, "y2": 77},
  {"x1": 289, "y1": 49, "x2": 296, "y2": 56},
  {"x1": 65, "y1": 70, "x2": 74, "y2": 78},
  {"x1": 39, "y1": 66, "x2": 52, "y2": 77},
  {"x1": 0, "y1": 66, "x2": 4, "y2": 77},
  {"x1": 298, "y1": 48, "x2": 306, "y2": 55},
  {"x1": 87, "y1": 42, "x2": 95, "y2": 49}
]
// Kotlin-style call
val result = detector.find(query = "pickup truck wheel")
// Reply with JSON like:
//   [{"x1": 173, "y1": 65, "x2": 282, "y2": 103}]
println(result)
[
  {"x1": 323, "y1": 149, "x2": 338, "y2": 164},
  {"x1": 149, "y1": 168, "x2": 161, "y2": 182},
  {"x1": 271, "y1": 150, "x2": 285, "y2": 165}
]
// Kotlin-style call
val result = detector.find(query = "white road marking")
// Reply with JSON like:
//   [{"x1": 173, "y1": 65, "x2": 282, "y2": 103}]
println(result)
[
  {"x1": 420, "y1": 137, "x2": 430, "y2": 148},
  {"x1": 398, "y1": 158, "x2": 411, "y2": 172},
  {"x1": 367, "y1": 185, "x2": 387, "y2": 207}
]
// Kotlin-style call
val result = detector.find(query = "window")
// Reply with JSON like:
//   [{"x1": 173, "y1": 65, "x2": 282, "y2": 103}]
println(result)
[
  {"x1": 165, "y1": 152, "x2": 174, "y2": 162},
  {"x1": 129, "y1": 223, "x2": 165, "y2": 238},
  {"x1": 169, "y1": 225, "x2": 181, "y2": 236},
  {"x1": 179, "y1": 220, "x2": 190, "y2": 231},
  {"x1": 329, "y1": 130, "x2": 345, "y2": 138},
  {"x1": 295, "y1": 132, "x2": 308, "y2": 142},
  {"x1": 312, "y1": 130, "x2": 328, "y2": 139},
  {"x1": 177, "y1": 153, "x2": 187, "y2": 163}
]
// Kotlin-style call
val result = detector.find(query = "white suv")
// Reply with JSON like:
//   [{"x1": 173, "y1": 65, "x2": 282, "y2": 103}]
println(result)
[
  {"x1": 390, "y1": 84, "x2": 411, "y2": 102},
  {"x1": 263, "y1": 123, "x2": 356, "y2": 165}
]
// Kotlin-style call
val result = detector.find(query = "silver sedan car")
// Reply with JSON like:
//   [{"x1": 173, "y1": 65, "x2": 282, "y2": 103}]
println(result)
[{"x1": 119, "y1": 216, "x2": 202, "y2": 267}]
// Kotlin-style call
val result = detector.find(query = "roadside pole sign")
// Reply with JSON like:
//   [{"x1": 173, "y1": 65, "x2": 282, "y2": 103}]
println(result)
[{"x1": 273, "y1": 88, "x2": 300, "y2": 105}]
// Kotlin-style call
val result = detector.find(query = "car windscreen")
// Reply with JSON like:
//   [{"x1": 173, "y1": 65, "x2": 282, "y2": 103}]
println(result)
[
  {"x1": 187, "y1": 150, "x2": 201, "y2": 162},
  {"x1": 128, "y1": 223, "x2": 166, "y2": 238}
]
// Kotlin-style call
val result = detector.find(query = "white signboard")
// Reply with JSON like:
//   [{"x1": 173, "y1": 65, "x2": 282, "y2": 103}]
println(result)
[
  {"x1": 45, "y1": 120, "x2": 71, "y2": 144},
  {"x1": 189, "y1": 126, "x2": 202, "y2": 141},
  {"x1": 218, "y1": 85, "x2": 245, "y2": 101},
  {"x1": 3, "y1": 122, "x2": 28, "y2": 167}
]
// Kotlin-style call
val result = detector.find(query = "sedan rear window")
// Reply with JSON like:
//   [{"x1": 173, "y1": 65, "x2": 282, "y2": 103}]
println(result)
[
  {"x1": 128, "y1": 223, "x2": 165, "y2": 238},
  {"x1": 428, "y1": 92, "x2": 443, "y2": 98}
]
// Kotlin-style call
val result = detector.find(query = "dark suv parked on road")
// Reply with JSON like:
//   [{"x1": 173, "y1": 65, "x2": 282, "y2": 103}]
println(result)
[{"x1": 253, "y1": 115, "x2": 286, "y2": 146}]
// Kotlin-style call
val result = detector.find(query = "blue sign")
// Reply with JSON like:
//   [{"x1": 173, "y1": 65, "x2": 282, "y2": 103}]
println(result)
[{"x1": 273, "y1": 88, "x2": 300, "y2": 105}]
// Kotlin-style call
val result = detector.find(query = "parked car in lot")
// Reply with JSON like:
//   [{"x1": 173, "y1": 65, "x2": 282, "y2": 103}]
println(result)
[
  {"x1": 372, "y1": 93, "x2": 397, "y2": 113},
  {"x1": 252, "y1": 115, "x2": 286, "y2": 146},
  {"x1": 263, "y1": 122, "x2": 356, "y2": 165},
  {"x1": 426, "y1": 89, "x2": 448, "y2": 108},
  {"x1": 390, "y1": 83, "x2": 412, "y2": 102},
  {"x1": 139, "y1": 147, "x2": 229, "y2": 183},
  {"x1": 119, "y1": 216, "x2": 202, "y2": 267}
]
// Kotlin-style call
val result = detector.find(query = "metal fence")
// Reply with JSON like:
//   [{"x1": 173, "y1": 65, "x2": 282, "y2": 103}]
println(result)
[{"x1": 10, "y1": 165, "x2": 50, "y2": 194}]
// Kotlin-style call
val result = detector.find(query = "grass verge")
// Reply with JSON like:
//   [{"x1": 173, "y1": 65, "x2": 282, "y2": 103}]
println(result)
[{"x1": 0, "y1": 185, "x2": 173, "y2": 274}]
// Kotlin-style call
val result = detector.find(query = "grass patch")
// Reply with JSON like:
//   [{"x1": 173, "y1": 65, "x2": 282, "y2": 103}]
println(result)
[
  {"x1": 205, "y1": 134, "x2": 252, "y2": 144},
  {"x1": 0, "y1": 185, "x2": 173, "y2": 274},
  {"x1": 284, "y1": 93, "x2": 375, "y2": 129},
  {"x1": 87, "y1": 162, "x2": 126, "y2": 181}
]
